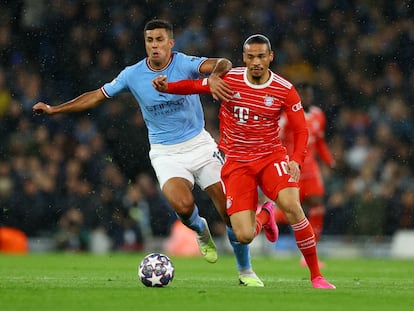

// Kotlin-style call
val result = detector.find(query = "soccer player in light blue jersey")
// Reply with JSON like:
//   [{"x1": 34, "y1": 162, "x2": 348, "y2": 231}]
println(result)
[{"x1": 33, "y1": 19, "x2": 263, "y2": 286}]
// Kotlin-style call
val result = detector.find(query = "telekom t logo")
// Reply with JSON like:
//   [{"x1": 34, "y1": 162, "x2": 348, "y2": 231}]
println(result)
[{"x1": 234, "y1": 106, "x2": 249, "y2": 123}]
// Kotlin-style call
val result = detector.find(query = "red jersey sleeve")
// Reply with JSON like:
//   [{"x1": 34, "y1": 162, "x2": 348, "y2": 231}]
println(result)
[
  {"x1": 166, "y1": 78, "x2": 211, "y2": 95},
  {"x1": 313, "y1": 110, "x2": 334, "y2": 166},
  {"x1": 315, "y1": 137, "x2": 335, "y2": 166},
  {"x1": 283, "y1": 87, "x2": 308, "y2": 166}
]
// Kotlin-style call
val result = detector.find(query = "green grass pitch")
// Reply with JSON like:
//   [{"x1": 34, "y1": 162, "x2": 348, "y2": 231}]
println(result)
[{"x1": 1, "y1": 253, "x2": 413, "y2": 311}]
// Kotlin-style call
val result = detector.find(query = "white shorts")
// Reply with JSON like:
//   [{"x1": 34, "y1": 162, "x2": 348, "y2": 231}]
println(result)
[{"x1": 149, "y1": 129, "x2": 224, "y2": 190}]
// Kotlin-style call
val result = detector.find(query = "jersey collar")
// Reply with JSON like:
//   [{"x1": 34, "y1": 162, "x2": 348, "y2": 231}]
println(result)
[
  {"x1": 243, "y1": 68, "x2": 273, "y2": 89},
  {"x1": 146, "y1": 53, "x2": 174, "y2": 72}
]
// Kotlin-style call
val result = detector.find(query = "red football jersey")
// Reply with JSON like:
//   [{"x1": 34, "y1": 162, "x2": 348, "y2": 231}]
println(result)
[{"x1": 165, "y1": 67, "x2": 308, "y2": 165}]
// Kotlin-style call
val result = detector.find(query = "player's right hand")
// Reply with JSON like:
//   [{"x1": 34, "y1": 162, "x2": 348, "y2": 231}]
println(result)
[
  {"x1": 152, "y1": 75, "x2": 168, "y2": 92},
  {"x1": 33, "y1": 102, "x2": 52, "y2": 115}
]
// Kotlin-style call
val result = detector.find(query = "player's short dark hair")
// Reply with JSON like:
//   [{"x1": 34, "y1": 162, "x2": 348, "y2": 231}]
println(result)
[
  {"x1": 144, "y1": 19, "x2": 174, "y2": 37},
  {"x1": 243, "y1": 34, "x2": 272, "y2": 51}
]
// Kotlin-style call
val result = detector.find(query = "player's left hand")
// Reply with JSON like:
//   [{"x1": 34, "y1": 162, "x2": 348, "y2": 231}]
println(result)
[
  {"x1": 152, "y1": 75, "x2": 168, "y2": 92},
  {"x1": 287, "y1": 160, "x2": 301, "y2": 182},
  {"x1": 208, "y1": 74, "x2": 233, "y2": 101}
]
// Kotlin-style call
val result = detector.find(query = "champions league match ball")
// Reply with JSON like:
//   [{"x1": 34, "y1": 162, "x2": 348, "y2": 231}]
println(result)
[{"x1": 138, "y1": 253, "x2": 175, "y2": 287}]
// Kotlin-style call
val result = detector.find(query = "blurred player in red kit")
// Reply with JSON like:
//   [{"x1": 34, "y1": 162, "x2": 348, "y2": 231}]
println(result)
[
  {"x1": 152, "y1": 34, "x2": 335, "y2": 289},
  {"x1": 278, "y1": 82, "x2": 335, "y2": 267}
]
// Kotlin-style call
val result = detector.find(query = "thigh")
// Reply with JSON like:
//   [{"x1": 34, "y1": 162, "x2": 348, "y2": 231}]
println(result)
[
  {"x1": 150, "y1": 151, "x2": 194, "y2": 189},
  {"x1": 221, "y1": 161, "x2": 258, "y2": 216},
  {"x1": 259, "y1": 153, "x2": 299, "y2": 201}
]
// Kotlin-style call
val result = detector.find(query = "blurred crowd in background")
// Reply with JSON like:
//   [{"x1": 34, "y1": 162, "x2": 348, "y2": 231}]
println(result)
[{"x1": 0, "y1": 0, "x2": 413, "y2": 252}]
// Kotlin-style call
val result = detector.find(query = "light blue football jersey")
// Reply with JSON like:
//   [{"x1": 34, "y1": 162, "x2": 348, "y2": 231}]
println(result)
[{"x1": 102, "y1": 52, "x2": 207, "y2": 144}]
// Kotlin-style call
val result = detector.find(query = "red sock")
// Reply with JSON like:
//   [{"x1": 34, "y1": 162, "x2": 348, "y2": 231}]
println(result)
[
  {"x1": 255, "y1": 209, "x2": 270, "y2": 236},
  {"x1": 308, "y1": 205, "x2": 325, "y2": 243},
  {"x1": 291, "y1": 218, "x2": 321, "y2": 280},
  {"x1": 274, "y1": 207, "x2": 288, "y2": 224}
]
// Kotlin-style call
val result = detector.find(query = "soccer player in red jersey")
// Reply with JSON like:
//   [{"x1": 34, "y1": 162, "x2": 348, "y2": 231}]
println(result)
[
  {"x1": 279, "y1": 83, "x2": 335, "y2": 268},
  {"x1": 152, "y1": 34, "x2": 335, "y2": 289}
]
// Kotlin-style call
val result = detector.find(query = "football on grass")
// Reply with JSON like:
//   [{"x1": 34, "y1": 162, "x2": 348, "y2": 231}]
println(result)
[{"x1": 138, "y1": 253, "x2": 174, "y2": 287}]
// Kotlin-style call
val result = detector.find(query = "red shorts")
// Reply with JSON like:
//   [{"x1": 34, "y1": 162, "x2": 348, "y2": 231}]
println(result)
[
  {"x1": 222, "y1": 153, "x2": 299, "y2": 216},
  {"x1": 299, "y1": 174, "x2": 325, "y2": 202}
]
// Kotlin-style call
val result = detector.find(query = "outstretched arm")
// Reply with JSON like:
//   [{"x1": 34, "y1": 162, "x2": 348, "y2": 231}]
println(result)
[
  {"x1": 33, "y1": 89, "x2": 105, "y2": 115},
  {"x1": 152, "y1": 58, "x2": 233, "y2": 100},
  {"x1": 152, "y1": 76, "x2": 211, "y2": 95},
  {"x1": 152, "y1": 75, "x2": 233, "y2": 101}
]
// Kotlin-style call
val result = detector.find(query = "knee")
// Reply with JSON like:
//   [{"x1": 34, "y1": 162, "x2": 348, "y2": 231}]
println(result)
[
  {"x1": 166, "y1": 192, "x2": 195, "y2": 218},
  {"x1": 238, "y1": 236, "x2": 254, "y2": 244},
  {"x1": 176, "y1": 198, "x2": 195, "y2": 218},
  {"x1": 234, "y1": 229, "x2": 254, "y2": 244}
]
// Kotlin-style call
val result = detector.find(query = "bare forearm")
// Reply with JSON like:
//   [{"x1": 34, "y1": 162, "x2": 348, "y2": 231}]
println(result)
[
  {"x1": 199, "y1": 58, "x2": 232, "y2": 76},
  {"x1": 211, "y1": 58, "x2": 232, "y2": 77},
  {"x1": 50, "y1": 90, "x2": 104, "y2": 114}
]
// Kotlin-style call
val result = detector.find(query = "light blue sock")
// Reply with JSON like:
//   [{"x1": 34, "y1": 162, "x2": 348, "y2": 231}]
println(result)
[
  {"x1": 176, "y1": 205, "x2": 205, "y2": 233},
  {"x1": 226, "y1": 226, "x2": 251, "y2": 271}
]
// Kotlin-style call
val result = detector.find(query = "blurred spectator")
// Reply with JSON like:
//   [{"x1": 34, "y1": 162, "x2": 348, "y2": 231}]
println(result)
[
  {"x1": 14, "y1": 68, "x2": 45, "y2": 116},
  {"x1": 0, "y1": 67, "x2": 11, "y2": 117},
  {"x1": 113, "y1": 183, "x2": 147, "y2": 251},
  {"x1": 174, "y1": 16, "x2": 209, "y2": 55},
  {"x1": 136, "y1": 173, "x2": 176, "y2": 238},
  {"x1": 11, "y1": 175, "x2": 51, "y2": 236},
  {"x1": 349, "y1": 189, "x2": 386, "y2": 236},
  {"x1": 0, "y1": 161, "x2": 14, "y2": 226},
  {"x1": 86, "y1": 47, "x2": 120, "y2": 92},
  {"x1": 55, "y1": 207, "x2": 88, "y2": 251},
  {"x1": 73, "y1": 116, "x2": 98, "y2": 145},
  {"x1": 323, "y1": 190, "x2": 350, "y2": 236},
  {"x1": 398, "y1": 186, "x2": 414, "y2": 229}
]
